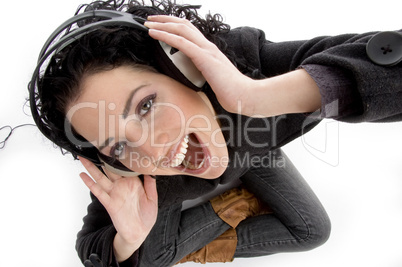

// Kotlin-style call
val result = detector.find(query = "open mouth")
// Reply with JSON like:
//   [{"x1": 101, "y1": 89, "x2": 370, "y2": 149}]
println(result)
[{"x1": 170, "y1": 133, "x2": 207, "y2": 172}]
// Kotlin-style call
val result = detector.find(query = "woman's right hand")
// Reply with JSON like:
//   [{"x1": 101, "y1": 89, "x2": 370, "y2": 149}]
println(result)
[
  {"x1": 146, "y1": 16, "x2": 322, "y2": 118},
  {"x1": 145, "y1": 16, "x2": 255, "y2": 116},
  {"x1": 79, "y1": 157, "x2": 158, "y2": 261}
]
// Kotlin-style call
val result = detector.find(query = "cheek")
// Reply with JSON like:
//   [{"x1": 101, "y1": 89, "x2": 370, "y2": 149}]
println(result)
[
  {"x1": 119, "y1": 154, "x2": 156, "y2": 173},
  {"x1": 152, "y1": 95, "x2": 203, "y2": 132},
  {"x1": 172, "y1": 95, "x2": 213, "y2": 123},
  {"x1": 156, "y1": 103, "x2": 187, "y2": 126}
]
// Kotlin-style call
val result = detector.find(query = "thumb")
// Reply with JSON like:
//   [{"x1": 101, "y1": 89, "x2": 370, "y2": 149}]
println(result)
[{"x1": 143, "y1": 175, "x2": 158, "y2": 203}]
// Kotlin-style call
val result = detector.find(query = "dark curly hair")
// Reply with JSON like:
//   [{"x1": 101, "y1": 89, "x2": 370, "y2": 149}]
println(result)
[{"x1": 32, "y1": 0, "x2": 232, "y2": 162}]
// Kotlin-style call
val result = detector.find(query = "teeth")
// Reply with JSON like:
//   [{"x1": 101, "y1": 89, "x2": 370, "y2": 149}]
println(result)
[
  {"x1": 182, "y1": 157, "x2": 205, "y2": 170},
  {"x1": 179, "y1": 145, "x2": 188, "y2": 154},
  {"x1": 170, "y1": 134, "x2": 204, "y2": 170},
  {"x1": 170, "y1": 135, "x2": 189, "y2": 168}
]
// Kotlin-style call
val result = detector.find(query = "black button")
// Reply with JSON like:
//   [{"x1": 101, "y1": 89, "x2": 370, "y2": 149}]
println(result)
[{"x1": 366, "y1": 31, "x2": 402, "y2": 66}]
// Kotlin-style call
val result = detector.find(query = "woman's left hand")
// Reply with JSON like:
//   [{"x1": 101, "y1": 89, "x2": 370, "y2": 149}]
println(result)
[
  {"x1": 78, "y1": 157, "x2": 158, "y2": 261},
  {"x1": 145, "y1": 15, "x2": 255, "y2": 116}
]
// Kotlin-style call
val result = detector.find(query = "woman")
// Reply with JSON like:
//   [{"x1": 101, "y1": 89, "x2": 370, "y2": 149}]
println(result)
[{"x1": 29, "y1": 0, "x2": 401, "y2": 266}]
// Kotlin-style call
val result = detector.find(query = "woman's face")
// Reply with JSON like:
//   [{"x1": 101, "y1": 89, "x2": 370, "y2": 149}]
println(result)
[{"x1": 68, "y1": 65, "x2": 228, "y2": 179}]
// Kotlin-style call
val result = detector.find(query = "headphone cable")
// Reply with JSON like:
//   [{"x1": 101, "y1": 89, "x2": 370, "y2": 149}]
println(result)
[{"x1": 0, "y1": 124, "x2": 36, "y2": 149}]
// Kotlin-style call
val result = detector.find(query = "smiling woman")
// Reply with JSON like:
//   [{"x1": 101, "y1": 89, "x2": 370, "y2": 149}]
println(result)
[
  {"x1": 28, "y1": 0, "x2": 333, "y2": 265},
  {"x1": 19, "y1": 0, "x2": 402, "y2": 266}
]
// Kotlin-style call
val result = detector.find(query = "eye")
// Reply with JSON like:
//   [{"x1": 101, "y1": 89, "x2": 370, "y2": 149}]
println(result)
[
  {"x1": 137, "y1": 93, "x2": 156, "y2": 117},
  {"x1": 110, "y1": 142, "x2": 127, "y2": 159}
]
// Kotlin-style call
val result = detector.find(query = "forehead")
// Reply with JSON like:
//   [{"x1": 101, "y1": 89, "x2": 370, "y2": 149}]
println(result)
[
  {"x1": 66, "y1": 68, "x2": 137, "y2": 137},
  {"x1": 79, "y1": 66, "x2": 142, "y2": 99}
]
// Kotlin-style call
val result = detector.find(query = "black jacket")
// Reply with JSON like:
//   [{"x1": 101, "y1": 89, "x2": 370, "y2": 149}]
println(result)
[{"x1": 76, "y1": 26, "x2": 402, "y2": 266}]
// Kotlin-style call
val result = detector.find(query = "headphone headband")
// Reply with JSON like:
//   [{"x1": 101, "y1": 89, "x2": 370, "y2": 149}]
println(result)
[
  {"x1": 29, "y1": 10, "x2": 150, "y2": 171},
  {"x1": 38, "y1": 10, "x2": 148, "y2": 61}
]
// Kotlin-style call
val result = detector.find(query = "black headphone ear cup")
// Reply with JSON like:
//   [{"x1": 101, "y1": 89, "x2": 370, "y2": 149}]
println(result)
[{"x1": 154, "y1": 41, "x2": 206, "y2": 91}]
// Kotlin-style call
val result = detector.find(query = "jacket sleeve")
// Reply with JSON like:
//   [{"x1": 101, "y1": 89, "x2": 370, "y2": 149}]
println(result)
[
  {"x1": 226, "y1": 27, "x2": 402, "y2": 122},
  {"x1": 76, "y1": 193, "x2": 139, "y2": 267}
]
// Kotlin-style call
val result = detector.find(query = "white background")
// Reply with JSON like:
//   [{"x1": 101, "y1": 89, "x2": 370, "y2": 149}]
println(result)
[{"x1": 1, "y1": 0, "x2": 402, "y2": 266}]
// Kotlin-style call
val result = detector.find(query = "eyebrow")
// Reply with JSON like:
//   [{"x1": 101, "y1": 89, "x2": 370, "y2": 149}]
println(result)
[
  {"x1": 98, "y1": 84, "x2": 149, "y2": 152},
  {"x1": 122, "y1": 84, "x2": 149, "y2": 119}
]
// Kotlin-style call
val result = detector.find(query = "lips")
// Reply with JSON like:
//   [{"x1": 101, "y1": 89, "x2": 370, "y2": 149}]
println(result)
[{"x1": 169, "y1": 133, "x2": 208, "y2": 173}]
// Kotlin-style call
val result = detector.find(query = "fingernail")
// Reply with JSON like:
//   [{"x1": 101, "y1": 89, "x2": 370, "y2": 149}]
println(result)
[{"x1": 144, "y1": 22, "x2": 151, "y2": 29}]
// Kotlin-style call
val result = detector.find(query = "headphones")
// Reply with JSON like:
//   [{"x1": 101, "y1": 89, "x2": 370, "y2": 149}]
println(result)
[{"x1": 29, "y1": 10, "x2": 206, "y2": 176}]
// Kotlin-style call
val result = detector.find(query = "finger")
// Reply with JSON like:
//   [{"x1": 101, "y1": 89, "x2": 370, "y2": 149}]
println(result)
[
  {"x1": 79, "y1": 172, "x2": 111, "y2": 206},
  {"x1": 148, "y1": 28, "x2": 202, "y2": 58},
  {"x1": 145, "y1": 20, "x2": 206, "y2": 46},
  {"x1": 147, "y1": 23, "x2": 205, "y2": 47},
  {"x1": 143, "y1": 175, "x2": 158, "y2": 203},
  {"x1": 79, "y1": 157, "x2": 113, "y2": 192},
  {"x1": 147, "y1": 15, "x2": 198, "y2": 31}
]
